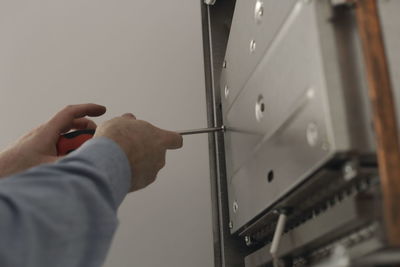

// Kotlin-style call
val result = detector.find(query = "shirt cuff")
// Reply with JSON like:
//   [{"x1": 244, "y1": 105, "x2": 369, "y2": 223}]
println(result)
[{"x1": 71, "y1": 137, "x2": 131, "y2": 207}]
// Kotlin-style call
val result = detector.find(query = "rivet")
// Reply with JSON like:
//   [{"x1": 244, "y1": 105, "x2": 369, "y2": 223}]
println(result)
[
  {"x1": 222, "y1": 60, "x2": 227, "y2": 68},
  {"x1": 228, "y1": 221, "x2": 233, "y2": 229}
]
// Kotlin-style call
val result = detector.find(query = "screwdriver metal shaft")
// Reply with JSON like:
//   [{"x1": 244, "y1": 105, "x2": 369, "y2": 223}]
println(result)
[{"x1": 178, "y1": 126, "x2": 225, "y2": 136}]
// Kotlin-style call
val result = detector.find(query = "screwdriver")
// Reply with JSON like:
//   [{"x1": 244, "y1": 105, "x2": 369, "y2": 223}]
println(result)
[
  {"x1": 178, "y1": 126, "x2": 225, "y2": 135},
  {"x1": 57, "y1": 126, "x2": 225, "y2": 156}
]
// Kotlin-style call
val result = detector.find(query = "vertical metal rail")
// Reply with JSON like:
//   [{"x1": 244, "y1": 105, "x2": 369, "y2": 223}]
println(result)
[
  {"x1": 200, "y1": 1, "x2": 248, "y2": 266},
  {"x1": 200, "y1": 3, "x2": 223, "y2": 266},
  {"x1": 353, "y1": 0, "x2": 400, "y2": 246}
]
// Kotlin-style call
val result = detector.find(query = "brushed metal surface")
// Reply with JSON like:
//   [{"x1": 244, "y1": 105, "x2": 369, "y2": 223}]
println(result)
[
  {"x1": 201, "y1": 1, "x2": 250, "y2": 266},
  {"x1": 222, "y1": 0, "x2": 375, "y2": 232},
  {"x1": 221, "y1": 0, "x2": 298, "y2": 110},
  {"x1": 225, "y1": 1, "x2": 331, "y2": 232}
]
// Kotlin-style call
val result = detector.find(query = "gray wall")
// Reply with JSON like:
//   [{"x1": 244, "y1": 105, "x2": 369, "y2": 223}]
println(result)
[{"x1": 0, "y1": 1, "x2": 215, "y2": 266}]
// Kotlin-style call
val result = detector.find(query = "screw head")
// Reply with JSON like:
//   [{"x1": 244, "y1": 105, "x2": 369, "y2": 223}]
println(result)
[
  {"x1": 228, "y1": 221, "x2": 233, "y2": 229},
  {"x1": 245, "y1": 236, "x2": 252, "y2": 246},
  {"x1": 222, "y1": 60, "x2": 227, "y2": 69},
  {"x1": 233, "y1": 201, "x2": 238, "y2": 213},
  {"x1": 306, "y1": 122, "x2": 319, "y2": 147},
  {"x1": 254, "y1": 0, "x2": 264, "y2": 23},
  {"x1": 250, "y1": 40, "x2": 256, "y2": 53},
  {"x1": 343, "y1": 161, "x2": 357, "y2": 181},
  {"x1": 224, "y1": 85, "x2": 230, "y2": 99}
]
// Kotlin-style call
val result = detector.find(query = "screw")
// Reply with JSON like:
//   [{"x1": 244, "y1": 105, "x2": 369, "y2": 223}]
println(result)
[
  {"x1": 250, "y1": 40, "x2": 256, "y2": 53},
  {"x1": 254, "y1": 0, "x2": 264, "y2": 23},
  {"x1": 222, "y1": 60, "x2": 227, "y2": 69},
  {"x1": 228, "y1": 221, "x2": 233, "y2": 229},
  {"x1": 245, "y1": 236, "x2": 252, "y2": 246},
  {"x1": 306, "y1": 122, "x2": 319, "y2": 147},
  {"x1": 343, "y1": 161, "x2": 358, "y2": 181},
  {"x1": 204, "y1": 0, "x2": 217, "y2": 5},
  {"x1": 224, "y1": 85, "x2": 230, "y2": 99},
  {"x1": 233, "y1": 201, "x2": 238, "y2": 213}
]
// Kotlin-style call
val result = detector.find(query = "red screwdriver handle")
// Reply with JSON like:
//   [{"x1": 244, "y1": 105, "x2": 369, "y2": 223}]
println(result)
[{"x1": 57, "y1": 129, "x2": 95, "y2": 156}]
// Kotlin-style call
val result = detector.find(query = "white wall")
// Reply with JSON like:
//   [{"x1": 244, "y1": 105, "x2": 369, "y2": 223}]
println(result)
[{"x1": 0, "y1": 1, "x2": 215, "y2": 266}]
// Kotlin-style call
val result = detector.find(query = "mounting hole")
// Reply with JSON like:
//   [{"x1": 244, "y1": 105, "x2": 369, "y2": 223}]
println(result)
[
  {"x1": 267, "y1": 170, "x2": 274, "y2": 183},
  {"x1": 255, "y1": 95, "x2": 265, "y2": 122}
]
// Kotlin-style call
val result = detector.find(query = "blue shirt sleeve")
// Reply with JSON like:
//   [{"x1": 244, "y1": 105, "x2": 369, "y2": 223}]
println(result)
[{"x1": 0, "y1": 137, "x2": 131, "y2": 267}]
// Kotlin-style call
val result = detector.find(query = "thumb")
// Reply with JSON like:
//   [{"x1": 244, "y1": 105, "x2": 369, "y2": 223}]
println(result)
[
  {"x1": 162, "y1": 130, "x2": 183, "y2": 150},
  {"x1": 122, "y1": 113, "x2": 137, "y2": 119}
]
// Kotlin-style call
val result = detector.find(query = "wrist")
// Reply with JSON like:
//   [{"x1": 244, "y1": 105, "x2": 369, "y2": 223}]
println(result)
[{"x1": 0, "y1": 149, "x2": 20, "y2": 178}]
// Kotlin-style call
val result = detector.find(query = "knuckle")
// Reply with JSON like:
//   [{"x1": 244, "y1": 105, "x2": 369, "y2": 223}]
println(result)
[
  {"x1": 64, "y1": 105, "x2": 74, "y2": 111},
  {"x1": 140, "y1": 120, "x2": 151, "y2": 128}
]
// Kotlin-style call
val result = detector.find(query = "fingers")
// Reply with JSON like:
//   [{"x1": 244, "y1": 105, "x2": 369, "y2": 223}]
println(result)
[
  {"x1": 71, "y1": 118, "x2": 97, "y2": 130},
  {"x1": 49, "y1": 104, "x2": 106, "y2": 133},
  {"x1": 161, "y1": 130, "x2": 183, "y2": 150},
  {"x1": 122, "y1": 113, "x2": 136, "y2": 119}
]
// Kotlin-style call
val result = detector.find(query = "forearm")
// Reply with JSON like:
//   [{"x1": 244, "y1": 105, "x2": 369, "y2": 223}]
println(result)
[{"x1": 0, "y1": 138, "x2": 131, "y2": 267}]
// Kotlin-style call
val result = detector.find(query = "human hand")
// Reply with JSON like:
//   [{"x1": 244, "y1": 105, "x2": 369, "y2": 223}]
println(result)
[
  {"x1": 94, "y1": 114, "x2": 183, "y2": 192},
  {"x1": 0, "y1": 104, "x2": 106, "y2": 178}
]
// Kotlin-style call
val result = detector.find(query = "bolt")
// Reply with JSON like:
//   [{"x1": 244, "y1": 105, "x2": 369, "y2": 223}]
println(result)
[
  {"x1": 306, "y1": 122, "x2": 319, "y2": 147},
  {"x1": 228, "y1": 221, "x2": 233, "y2": 229},
  {"x1": 233, "y1": 201, "x2": 238, "y2": 213},
  {"x1": 245, "y1": 236, "x2": 252, "y2": 246},
  {"x1": 222, "y1": 60, "x2": 227, "y2": 69},
  {"x1": 224, "y1": 85, "x2": 230, "y2": 99},
  {"x1": 254, "y1": 0, "x2": 264, "y2": 23},
  {"x1": 204, "y1": 0, "x2": 217, "y2": 5},
  {"x1": 343, "y1": 161, "x2": 357, "y2": 181},
  {"x1": 250, "y1": 39, "x2": 256, "y2": 53}
]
